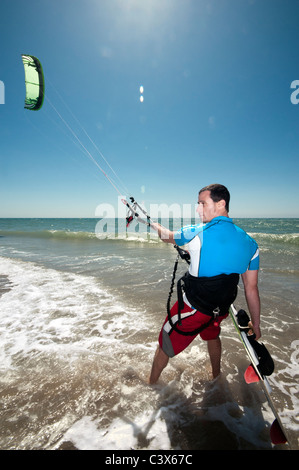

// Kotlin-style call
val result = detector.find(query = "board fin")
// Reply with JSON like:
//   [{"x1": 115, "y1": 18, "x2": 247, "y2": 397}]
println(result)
[
  {"x1": 270, "y1": 418, "x2": 287, "y2": 445},
  {"x1": 244, "y1": 364, "x2": 260, "y2": 383}
]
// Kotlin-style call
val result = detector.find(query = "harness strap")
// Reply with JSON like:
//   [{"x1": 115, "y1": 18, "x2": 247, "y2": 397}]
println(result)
[{"x1": 166, "y1": 247, "x2": 215, "y2": 337}]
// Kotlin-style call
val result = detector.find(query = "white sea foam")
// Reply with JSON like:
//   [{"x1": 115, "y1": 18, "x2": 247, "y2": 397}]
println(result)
[{"x1": 0, "y1": 256, "x2": 150, "y2": 371}]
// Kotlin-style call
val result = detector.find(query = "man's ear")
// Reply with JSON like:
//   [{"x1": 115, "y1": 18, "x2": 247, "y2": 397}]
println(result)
[{"x1": 217, "y1": 199, "x2": 226, "y2": 210}]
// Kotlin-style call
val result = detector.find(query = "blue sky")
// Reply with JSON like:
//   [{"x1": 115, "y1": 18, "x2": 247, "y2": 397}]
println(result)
[{"x1": 1, "y1": 0, "x2": 299, "y2": 218}]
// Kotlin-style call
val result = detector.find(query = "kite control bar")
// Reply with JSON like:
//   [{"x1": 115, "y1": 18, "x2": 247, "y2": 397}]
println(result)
[{"x1": 121, "y1": 197, "x2": 153, "y2": 228}]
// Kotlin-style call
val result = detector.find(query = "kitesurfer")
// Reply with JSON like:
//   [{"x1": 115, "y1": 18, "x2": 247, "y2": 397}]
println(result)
[{"x1": 149, "y1": 184, "x2": 260, "y2": 384}]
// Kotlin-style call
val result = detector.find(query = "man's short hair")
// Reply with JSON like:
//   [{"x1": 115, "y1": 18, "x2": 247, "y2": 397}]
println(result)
[{"x1": 199, "y1": 184, "x2": 230, "y2": 212}]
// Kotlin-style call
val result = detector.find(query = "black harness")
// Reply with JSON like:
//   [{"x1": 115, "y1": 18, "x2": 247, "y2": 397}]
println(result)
[{"x1": 167, "y1": 246, "x2": 239, "y2": 336}]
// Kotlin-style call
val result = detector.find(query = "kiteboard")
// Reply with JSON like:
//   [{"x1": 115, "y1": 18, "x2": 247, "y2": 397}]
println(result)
[{"x1": 229, "y1": 304, "x2": 289, "y2": 447}]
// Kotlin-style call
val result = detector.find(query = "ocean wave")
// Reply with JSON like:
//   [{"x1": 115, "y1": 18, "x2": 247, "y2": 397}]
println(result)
[
  {"x1": 0, "y1": 229, "x2": 160, "y2": 243},
  {"x1": 1, "y1": 227, "x2": 299, "y2": 248},
  {"x1": 249, "y1": 232, "x2": 299, "y2": 247},
  {"x1": 0, "y1": 256, "x2": 150, "y2": 369},
  {"x1": 0, "y1": 229, "x2": 96, "y2": 240}
]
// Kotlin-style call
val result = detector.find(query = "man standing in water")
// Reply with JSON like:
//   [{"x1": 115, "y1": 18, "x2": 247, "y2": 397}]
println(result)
[{"x1": 149, "y1": 184, "x2": 261, "y2": 384}]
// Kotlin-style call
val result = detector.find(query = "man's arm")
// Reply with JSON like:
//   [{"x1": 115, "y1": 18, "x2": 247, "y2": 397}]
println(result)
[
  {"x1": 151, "y1": 222, "x2": 176, "y2": 244},
  {"x1": 241, "y1": 269, "x2": 261, "y2": 339}
]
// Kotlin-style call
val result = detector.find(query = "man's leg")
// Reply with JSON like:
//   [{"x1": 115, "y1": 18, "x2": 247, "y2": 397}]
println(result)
[
  {"x1": 207, "y1": 337, "x2": 222, "y2": 378},
  {"x1": 149, "y1": 346, "x2": 169, "y2": 384}
]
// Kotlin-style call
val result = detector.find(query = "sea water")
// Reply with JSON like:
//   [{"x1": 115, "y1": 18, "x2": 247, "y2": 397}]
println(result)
[{"x1": 0, "y1": 217, "x2": 298, "y2": 450}]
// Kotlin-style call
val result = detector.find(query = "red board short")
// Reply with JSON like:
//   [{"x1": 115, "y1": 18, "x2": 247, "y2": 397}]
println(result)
[{"x1": 159, "y1": 300, "x2": 229, "y2": 358}]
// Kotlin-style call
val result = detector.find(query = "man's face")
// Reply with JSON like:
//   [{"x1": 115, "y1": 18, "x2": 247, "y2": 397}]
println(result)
[{"x1": 196, "y1": 190, "x2": 221, "y2": 223}]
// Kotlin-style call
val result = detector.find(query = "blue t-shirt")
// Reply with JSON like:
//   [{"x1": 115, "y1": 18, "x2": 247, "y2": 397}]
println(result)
[{"x1": 174, "y1": 216, "x2": 259, "y2": 277}]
